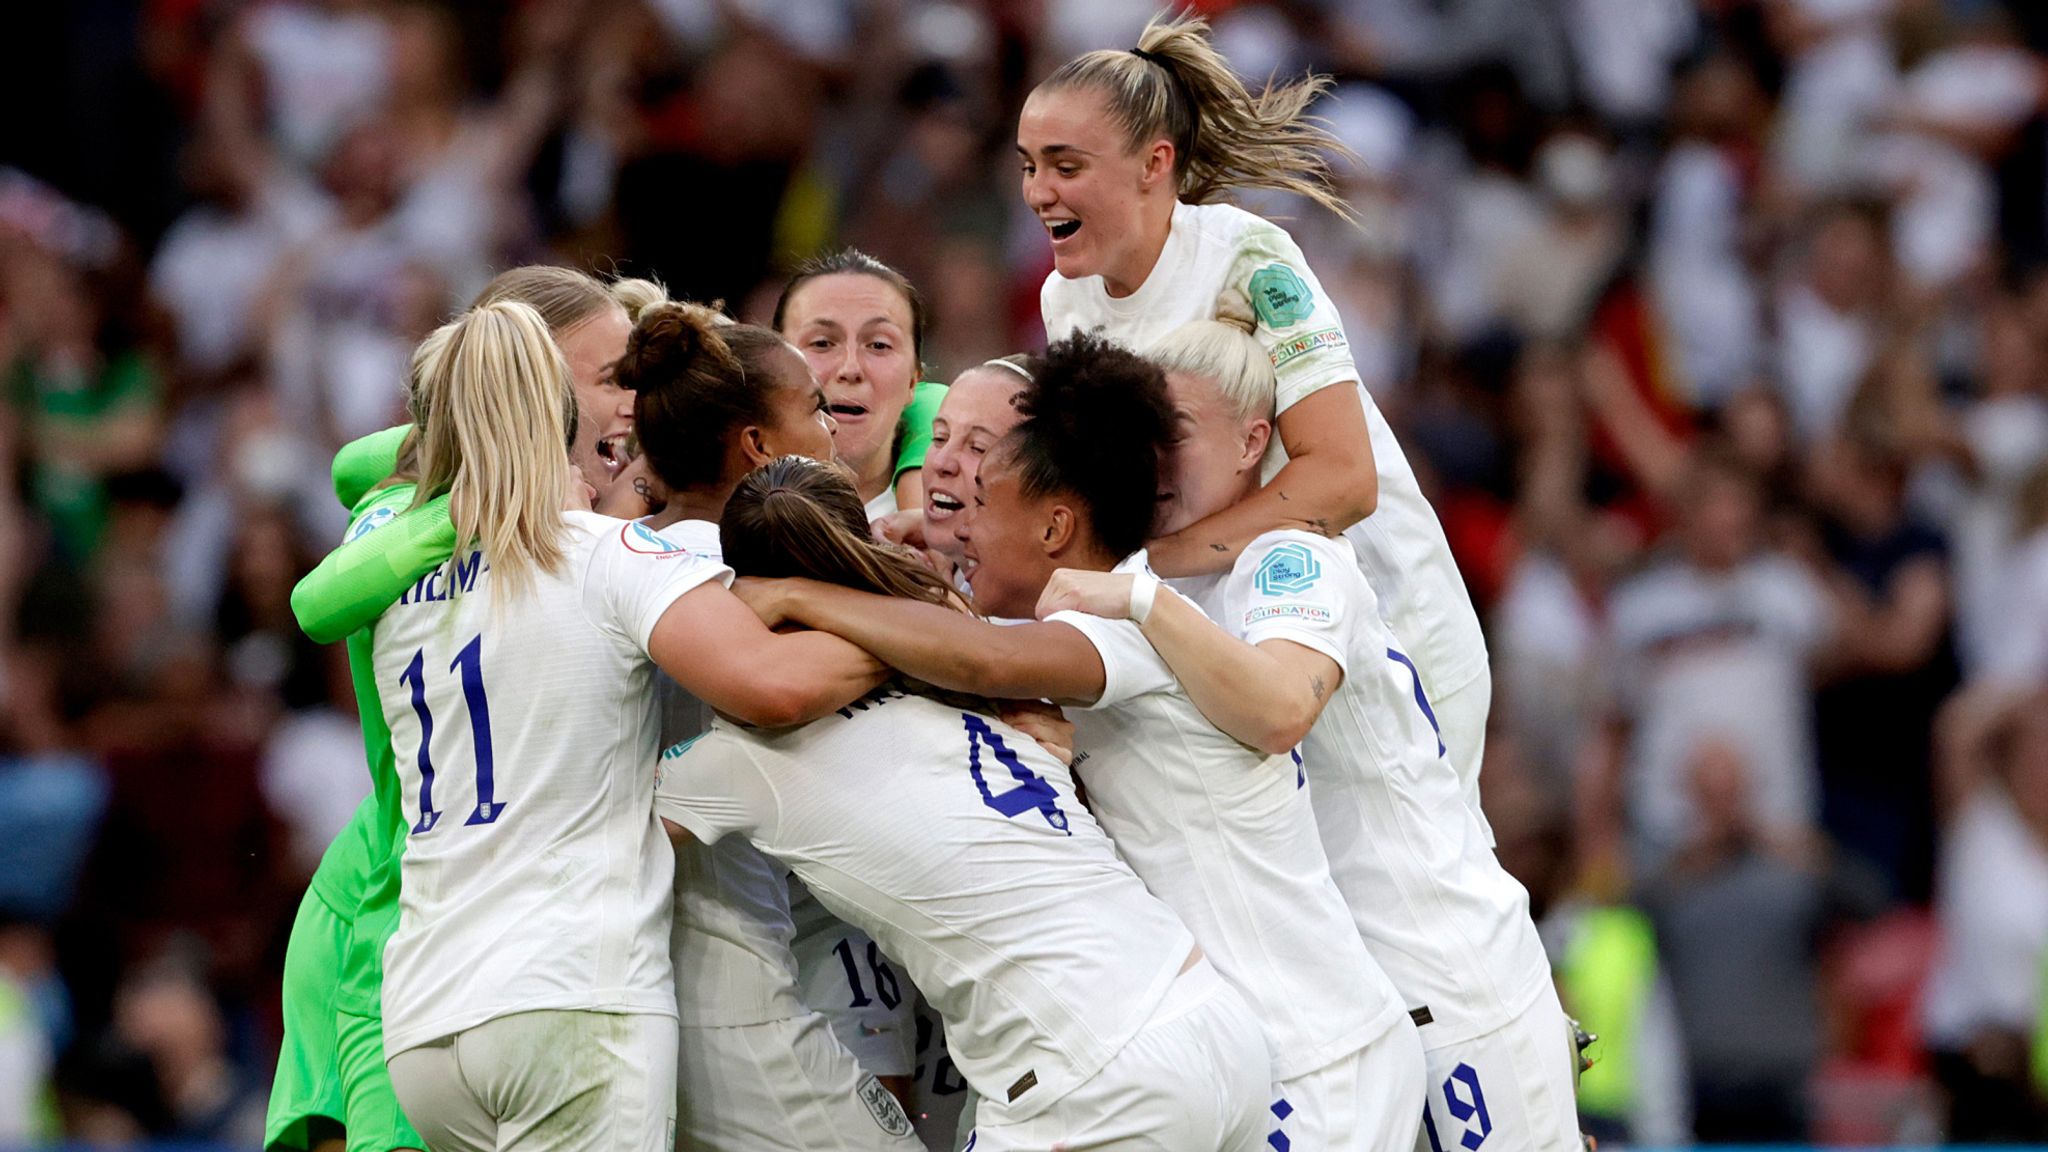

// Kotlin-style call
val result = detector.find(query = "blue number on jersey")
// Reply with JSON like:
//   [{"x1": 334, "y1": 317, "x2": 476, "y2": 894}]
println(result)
[
  {"x1": 1385, "y1": 648, "x2": 1447, "y2": 758},
  {"x1": 399, "y1": 633, "x2": 507, "y2": 834},
  {"x1": 963, "y1": 714, "x2": 1070, "y2": 834},
  {"x1": 1423, "y1": 1063, "x2": 1493, "y2": 1152}
]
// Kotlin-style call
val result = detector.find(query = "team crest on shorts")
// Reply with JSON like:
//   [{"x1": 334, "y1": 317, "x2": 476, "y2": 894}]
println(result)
[
  {"x1": 1255, "y1": 542, "x2": 1322, "y2": 597},
  {"x1": 1249, "y1": 263, "x2": 1314, "y2": 327},
  {"x1": 856, "y1": 1074, "x2": 914, "y2": 1137},
  {"x1": 621, "y1": 520, "x2": 690, "y2": 556}
]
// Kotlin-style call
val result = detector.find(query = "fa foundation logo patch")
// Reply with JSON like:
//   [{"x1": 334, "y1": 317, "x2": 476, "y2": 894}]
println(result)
[
  {"x1": 621, "y1": 520, "x2": 690, "y2": 556},
  {"x1": 856, "y1": 1075, "x2": 914, "y2": 1137},
  {"x1": 1249, "y1": 263, "x2": 1314, "y2": 327},
  {"x1": 1255, "y1": 542, "x2": 1322, "y2": 597}
]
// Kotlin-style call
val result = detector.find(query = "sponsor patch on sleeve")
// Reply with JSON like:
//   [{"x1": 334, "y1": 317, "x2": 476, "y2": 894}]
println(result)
[
  {"x1": 1245, "y1": 602, "x2": 1335, "y2": 628},
  {"x1": 1249, "y1": 262, "x2": 1315, "y2": 328},
  {"x1": 346, "y1": 505, "x2": 397, "y2": 542},
  {"x1": 621, "y1": 520, "x2": 692, "y2": 557},
  {"x1": 1254, "y1": 542, "x2": 1323, "y2": 596},
  {"x1": 1269, "y1": 327, "x2": 1347, "y2": 371}
]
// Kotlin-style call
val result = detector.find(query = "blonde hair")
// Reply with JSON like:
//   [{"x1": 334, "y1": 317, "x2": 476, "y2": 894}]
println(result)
[
  {"x1": 1038, "y1": 10, "x2": 1353, "y2": 219},
  {"x1": 608, "y1": 276, "x2": 671, "y2": 322},
  {"x1": 1148, "y1": 319, "x2": 1276, "y2": 425},
  {"x1": 410, "y1": 301, "x2": 577, "y2": 598}
]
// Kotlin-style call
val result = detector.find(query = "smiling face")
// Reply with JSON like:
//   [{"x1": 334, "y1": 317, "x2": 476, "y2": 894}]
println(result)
[
  {"x1": 958, "y1": 444, "x2": 1061, "y2": 619},
  {"x1": 1017, "y1": 85, "x2": 1174, "y2": 295},
  {"x1": 1155, "y1": 370, "x2": 1270, "y2": 538},
  {"x1": 780, "y1": 272, "x2": 920, "y2": 496},
  {"x1": 558, "y1": 304, "x2": 636, "y2": 495},
  {"x1": 924, "y1": 366, "x2": 1028, "y2": 555}
]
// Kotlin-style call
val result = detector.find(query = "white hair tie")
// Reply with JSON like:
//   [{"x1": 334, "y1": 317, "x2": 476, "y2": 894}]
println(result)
[{"x1": 981, "y1": 358, "x2": 1033, "y2": 381}]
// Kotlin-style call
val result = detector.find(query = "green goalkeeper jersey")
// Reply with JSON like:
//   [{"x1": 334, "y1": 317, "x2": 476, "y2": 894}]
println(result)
[{"x1": 327, "y1": 478, "x2": 418, "y2": 1019}]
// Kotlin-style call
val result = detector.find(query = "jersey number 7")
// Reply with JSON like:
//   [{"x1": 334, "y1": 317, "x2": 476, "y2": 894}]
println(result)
[{"x1": 398, "y1": 634, "x2": 506, "y2": 833}]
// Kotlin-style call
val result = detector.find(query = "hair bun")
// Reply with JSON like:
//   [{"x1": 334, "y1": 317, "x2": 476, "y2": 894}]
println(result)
[{"x1": 617, "y1": 301, "x2": 735, "y2": 395}]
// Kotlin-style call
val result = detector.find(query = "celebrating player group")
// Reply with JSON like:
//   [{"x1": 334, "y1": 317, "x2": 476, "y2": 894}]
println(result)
[{"x1": 264, "y1": 14, "x2": 1585, "y2": 1152}]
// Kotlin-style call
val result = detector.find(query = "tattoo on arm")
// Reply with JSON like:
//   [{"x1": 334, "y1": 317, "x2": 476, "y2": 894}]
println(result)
[{"x1": 1311, "y1": 675, "x2": 1327, "y2": 702}]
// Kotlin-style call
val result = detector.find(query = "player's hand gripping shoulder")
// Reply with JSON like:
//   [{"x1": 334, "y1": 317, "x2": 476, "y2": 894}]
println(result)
[
  {"x1": 1034, "y1": 567, "x2": 1341, "y2": 756},
  {"x1": 1035, "y1": 569, "x2": 1137, "y2": 620}
]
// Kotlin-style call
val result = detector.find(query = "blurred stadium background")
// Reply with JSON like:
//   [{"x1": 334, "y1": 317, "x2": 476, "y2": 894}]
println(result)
[{"x1": 4, "y1": 0, "x2": 2048, "y2": 1145}]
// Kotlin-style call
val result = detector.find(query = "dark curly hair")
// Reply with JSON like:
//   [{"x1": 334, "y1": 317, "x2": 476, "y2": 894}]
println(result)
[
  {"x1": 1002, "y1": 332, "x2": 1176, "y2": 558},
  {"x1": 614, "y1": 302, "x2": 800, "y2": 493}
]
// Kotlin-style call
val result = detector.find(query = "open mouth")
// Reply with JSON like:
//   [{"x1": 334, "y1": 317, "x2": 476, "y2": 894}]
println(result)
[
  {"x1": 927, "y1": 490, "x2": 965, "y2": 519},
  {"x1": 828, "y1": 401, "x2": 869, "y2": 421},
  {"x1": 1046, "y1": 219, "x2": 1081, "y2": 241},
  {"x1": 595, "y1": 433, "x2": 631, "y2": 476}
]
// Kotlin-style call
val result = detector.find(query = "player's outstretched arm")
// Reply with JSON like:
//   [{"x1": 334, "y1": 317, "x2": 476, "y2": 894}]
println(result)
[
  {"x1": 1036, "y1": 569, "x2": 1341, "y2": 755},
  {"x1": 331, "y1": 424, "x2": 411, "y2": 510},
  {"x1": 291, "y1": 494, "x2": 455, "y2": 644},
  {"x1": 1145, "y1": 385, "x2": 1376, "y2": 577},
  {"x1": 649, "y1": 581, "x2": 889, "y2": 729},
  {"x1": 740, "y1": 577, "x2": 1107, "y2": 705}
]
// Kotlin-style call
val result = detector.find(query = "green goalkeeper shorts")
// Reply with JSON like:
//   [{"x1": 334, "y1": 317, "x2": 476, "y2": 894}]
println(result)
[{"x1": 266, "y1": 888, "x2": 348, "y2": 1151}]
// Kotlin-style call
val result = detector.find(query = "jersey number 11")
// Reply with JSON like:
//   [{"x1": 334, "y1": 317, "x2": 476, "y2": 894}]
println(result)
[{"x1": 399, "y1": 634, "x2": 506, "y2": 834}]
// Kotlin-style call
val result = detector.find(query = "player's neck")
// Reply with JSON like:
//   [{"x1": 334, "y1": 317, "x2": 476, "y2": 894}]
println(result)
[
  {"x1": 651, "y1": 486, "x2": 730, "y2": 529},
  {"x1": 1102, "y1": 201, "x2": 1176, "y2": 299}
]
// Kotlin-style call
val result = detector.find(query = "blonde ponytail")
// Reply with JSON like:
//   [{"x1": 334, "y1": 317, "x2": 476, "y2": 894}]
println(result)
[
  {"x1": 410, "y1": 301, "x2": 577, "y2": 598},
  {"x1": 1038, "y1": 10, "x2": 1353, "y2": 220}
]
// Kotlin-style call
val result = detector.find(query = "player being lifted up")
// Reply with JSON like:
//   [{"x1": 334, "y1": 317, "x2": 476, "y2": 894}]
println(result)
[{"x1": 1024, "y1": 12, "x2": 1494, "y2": 831}]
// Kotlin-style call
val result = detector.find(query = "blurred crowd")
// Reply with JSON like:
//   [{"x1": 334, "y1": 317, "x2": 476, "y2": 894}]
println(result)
[{"x1": 4, "y1": 0, "x2": 2048, "y2": 1145}]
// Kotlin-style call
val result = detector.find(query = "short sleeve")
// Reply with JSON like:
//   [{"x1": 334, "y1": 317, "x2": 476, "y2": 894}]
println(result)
[
  {"x1": 1230, "y1": 534, "x2": 1358, "y2": 674},
  {"x1": 1221, "y1": 222, "x2": 1359, "y2": 415},
  {"x1": 654, "y1": 726, "x2": 772, "y2": 845},
  {"x1": 592, "y1": 518, "x2": 736, "y2": 654},
  {"x1": 1044, "y1": 612, "x2": 1176, "y2": 710}
]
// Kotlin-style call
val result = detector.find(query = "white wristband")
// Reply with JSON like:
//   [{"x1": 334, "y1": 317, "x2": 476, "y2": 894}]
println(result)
[{"x1": 1128, "y1": 572, "x2": 1160, "y2": 624}]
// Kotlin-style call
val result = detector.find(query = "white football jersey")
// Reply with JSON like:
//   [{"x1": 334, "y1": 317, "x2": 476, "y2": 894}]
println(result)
[
  {"x1": 1041, "y1": 198, "x2": 1490, "y2": 744},
  {"x1": 645, "y1": 518, "x2": 810, "y2": 1028},
  {"x1": 1177, "y1": 531, "x2": 1553, "y2": 1046},
  {"x1": 655, "y1": 690, "x2": 1195, "y2": 1122},
  {"x1": 1047, "y1": 552, "x2": 1405, "y2": 1080},
  {"x1": 375, "y1": 512, "x2": 729, "y2": 1055}
]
